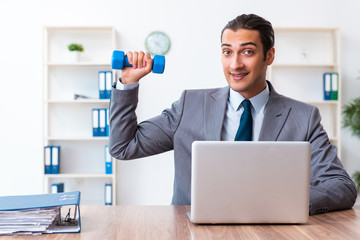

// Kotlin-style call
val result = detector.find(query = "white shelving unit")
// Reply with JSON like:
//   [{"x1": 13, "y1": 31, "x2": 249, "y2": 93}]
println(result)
[
  {"x1": 268, "y1": 28, "x2": 342, "y2": 157},
  {"x1": 42, "y1": 26, "x2": 117, "y2": 205}
]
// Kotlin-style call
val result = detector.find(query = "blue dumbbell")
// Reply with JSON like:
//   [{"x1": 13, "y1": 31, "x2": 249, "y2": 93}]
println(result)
[{"x1": 111, "y1": 50, "x2": 165, "y2": 74}]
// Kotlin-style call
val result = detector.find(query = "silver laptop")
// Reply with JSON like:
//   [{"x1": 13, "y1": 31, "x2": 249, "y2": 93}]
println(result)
[{"x1": 188, "y1": 141, "x2": 310, "y2": 224}]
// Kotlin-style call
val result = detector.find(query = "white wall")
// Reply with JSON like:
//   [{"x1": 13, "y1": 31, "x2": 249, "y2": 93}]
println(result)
[{"x1": 0, "y1": 0, "x2": 359, "y2": 204}]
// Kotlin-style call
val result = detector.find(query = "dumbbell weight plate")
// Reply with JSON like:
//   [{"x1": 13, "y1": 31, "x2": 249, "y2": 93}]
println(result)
[
  {"x1": 152, "y1": 55, "x2": 165, "y2": 74},
  {"x1": 111, "y1": 50, "x2": 125, "y2": 69}
]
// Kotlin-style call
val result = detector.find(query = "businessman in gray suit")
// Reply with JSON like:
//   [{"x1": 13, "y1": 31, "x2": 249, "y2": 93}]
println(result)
[{"x1": 109, "y1": 14, "x2": 357, "y2": 215}]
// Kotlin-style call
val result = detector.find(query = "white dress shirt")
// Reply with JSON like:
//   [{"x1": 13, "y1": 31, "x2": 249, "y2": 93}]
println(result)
[{"x1": 221, "y1": 85, "x2": 270, "y2": 141}]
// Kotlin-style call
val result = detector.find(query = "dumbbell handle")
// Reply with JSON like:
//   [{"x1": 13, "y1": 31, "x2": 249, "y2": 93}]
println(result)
[
  {"x1": 122, "y1": 56, "x2": 132, "y2": 68},
  {"x1": 111, "y1": 50, "x2": 165, "y2": 74}
]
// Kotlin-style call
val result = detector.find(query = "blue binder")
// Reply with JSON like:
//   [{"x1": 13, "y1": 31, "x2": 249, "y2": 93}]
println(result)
[
  {"x1": 105, "y1": 71, "x2": 112, "y2": 99},
  {"x1": 105, "y1": 145, "x2": 112, "y2": 174},
  {"x1": 104, "y1": 183, "x2": 113, "y2": 205},
  {"x1": 99, "y1": 108, "x2": 106, "y2": 136},
  {"x1": 44, "y1": 146, "x2": 52, "y2": 174},
  {"x1": 51, "y1": 183, "x2": 64, "y2": 193},
  {"x1": 92, "y1": 109, "x2": 99, "y2": 137},
  {"x1": 106, "y1": 108, "x2": 109, "y2": 137},
  {"x1": 51, "y1": 146, "x2": 60, "y2": 174},
  {"x1": 98, "y1": 71, "x2": 106, "y2": 99},
  {"x1": 0, "y1": 191, "x2": 81, "y2": 235},
  {"x1": 323, "y1": 72, "x2": 331, "y2": 100}
]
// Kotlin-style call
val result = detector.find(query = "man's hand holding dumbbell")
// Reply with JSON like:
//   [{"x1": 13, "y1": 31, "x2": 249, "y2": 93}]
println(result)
[
  {"x1": 111, "y1": 50, "x2": 166, "y2": 84},
  {"x1": 120, "y1": 51, "x2": 153, "y2": 84}
]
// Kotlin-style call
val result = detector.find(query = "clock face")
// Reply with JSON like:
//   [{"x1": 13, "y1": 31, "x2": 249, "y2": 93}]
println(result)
[{"x1": 145, "y1": 31, "x2": 171, "y2": 55}]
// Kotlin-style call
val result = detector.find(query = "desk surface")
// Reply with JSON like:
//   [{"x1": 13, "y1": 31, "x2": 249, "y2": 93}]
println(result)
[{"x1": 5, "y1": 205, "x2": 360, "y2": 239}]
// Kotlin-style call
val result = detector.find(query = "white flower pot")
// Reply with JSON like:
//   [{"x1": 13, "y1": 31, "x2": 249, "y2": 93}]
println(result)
[{"x1": 69, "y1": 51, "x2": 81, "y2": 62}]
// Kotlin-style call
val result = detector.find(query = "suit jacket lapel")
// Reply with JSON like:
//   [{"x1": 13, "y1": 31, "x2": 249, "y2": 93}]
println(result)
[
  {"x1": 259, "y1": 81, "x2": 291, "y2": 141},
  {"x1": 204, "y1": 86, "x2": 229, "y2": 140}
]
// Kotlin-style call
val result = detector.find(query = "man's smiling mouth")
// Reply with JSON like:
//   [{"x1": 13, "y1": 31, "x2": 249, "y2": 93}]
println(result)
[{"x1": 230, "y1": 72, "x2": 249, "y2": 79}]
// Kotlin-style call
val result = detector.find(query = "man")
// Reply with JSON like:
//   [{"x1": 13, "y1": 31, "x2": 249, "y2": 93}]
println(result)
[{"x1": 109, "y1": 14, "x2": 357, "y2": 215}]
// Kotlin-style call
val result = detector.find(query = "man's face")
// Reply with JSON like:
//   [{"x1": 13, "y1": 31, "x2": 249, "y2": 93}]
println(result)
[{"x1": 221, "y1": 29, "x2": 274, "y2": 99}]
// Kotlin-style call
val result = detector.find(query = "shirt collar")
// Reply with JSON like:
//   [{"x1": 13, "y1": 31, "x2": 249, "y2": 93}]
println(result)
[{"x1": 229, "y1": 83, "x2": 270, "y2": 113}]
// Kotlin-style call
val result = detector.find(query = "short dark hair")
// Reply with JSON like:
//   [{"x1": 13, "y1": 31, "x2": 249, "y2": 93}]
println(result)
[{"x1": 221, "y1": 14, "x2": 274, "y2": 60}]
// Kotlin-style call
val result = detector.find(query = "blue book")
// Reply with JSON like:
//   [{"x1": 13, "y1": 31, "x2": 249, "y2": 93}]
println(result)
[
  {"x1": 51, "y1": 183, "x2": 64, "y2": 193},
  {"x1": 44, "y1": 146, "x2": 52, "y2": 174},
  {"x1": 99, "y1": 108, "x2": 106, "y2": 136},
  {"x1": 323, "y1": 72, "x2": 331, "y2": 100},
  {"x1": 105, "y1": 71, "x2": 112, "y2": 99},
  {"x1": 0, "y1": 191, "x2": 81, "y2": 234},
  {"x1": 51, "y1": 146, "x2": 60, "y2": 174},
  {"x1": 104, "y1": 183, "x2": 112, "y2": 205},
  {"x1": 98, "y1": 71, "x2": 106, "y2": 99},
  {"x1": 106, "y1": 108, "x2": 110, "y2": 137},
  {"x1": 105, "y1": 145, "x2": 112, "y2": 174},
  {"x1": 92, "y1": 109, "x2": 99, "y2": 137}
]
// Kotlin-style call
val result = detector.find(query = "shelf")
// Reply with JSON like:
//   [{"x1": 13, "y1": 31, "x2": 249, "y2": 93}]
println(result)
[
  {"x1": 305, "y1": 100, "x2": 338, "y2": 105},
  {"x1": 269, "y1": 27, "x2": 342, "y2": 158},
  {"x1": 274, "y1": 27, "x2": 339, "y2": 32},
  {"x1": 43, "y1": 25, "x2": 117, "y2": 205},
  {"x1": 45, "y1": 173, "x2": 114, "y2": 179},
  {"x1": 271, "y1": 63, "x2": 337, "y2": 68},
  {"x1": 46, "y1": 137, "x2": 109, "y2": 141},
  {"x1": 45, "y1": 99, "x2": 110, "y2": 104},
  {"x1": 45, "y1": 26, "x2": 114, "y2": 31},
  {"x1": 44, "y1": 62, "x2": 110, "y2": 67}
]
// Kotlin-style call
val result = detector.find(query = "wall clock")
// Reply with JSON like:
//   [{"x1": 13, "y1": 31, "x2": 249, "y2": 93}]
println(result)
[{"x1": 145, "y1": 31, "x2": 171, "y2": 55}]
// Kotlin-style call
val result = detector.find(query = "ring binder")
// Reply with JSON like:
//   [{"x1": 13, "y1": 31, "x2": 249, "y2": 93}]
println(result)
[{"x1": 0, "y1": 191, "x2": 81, "y2": 235}]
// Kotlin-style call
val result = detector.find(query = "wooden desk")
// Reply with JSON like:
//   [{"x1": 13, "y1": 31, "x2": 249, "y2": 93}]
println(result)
[{"x1": 6, "y1": 205, "x2": 360, "y2": 239}]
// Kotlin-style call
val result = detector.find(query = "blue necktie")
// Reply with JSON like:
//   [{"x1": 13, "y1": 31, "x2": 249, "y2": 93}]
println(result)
[{"x1": 234, "y1": 99, "x2": 253, "y2": 141}]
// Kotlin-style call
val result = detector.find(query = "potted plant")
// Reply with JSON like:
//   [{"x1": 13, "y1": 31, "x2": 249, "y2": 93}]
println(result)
[
  {"x1": 67, "y1": 43, "x2": 84, "y2": 62},
  {"x1": 353, "y1": 171, "x2": 360, "y2": 193},
  {"x1": 343, "y1": 96, "x2": 360, "y2": 193}
]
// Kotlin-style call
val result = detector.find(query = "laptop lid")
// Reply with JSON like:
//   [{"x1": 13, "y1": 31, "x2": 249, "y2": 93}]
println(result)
[{"x1": 189, "y1": 141, "x2": 310, "y2": 224}]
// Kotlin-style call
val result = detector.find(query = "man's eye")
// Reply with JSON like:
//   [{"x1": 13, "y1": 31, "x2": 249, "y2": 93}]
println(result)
[
  {"x1": 243, "y1": 50, "x2": 254, "y2": 55},
  {"x1": 223, "y1": 50, "x2": 231, "y2": 55}
]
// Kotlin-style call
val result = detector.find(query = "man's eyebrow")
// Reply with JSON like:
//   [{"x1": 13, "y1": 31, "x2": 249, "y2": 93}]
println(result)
[
  {"x1": 241, "y1": 42, "x2": 257, "y2": 47},
  {"x1": 221, "y1": 43, "x2": 231, "y2": 47},
  {"x1": 221, "y1": 42, "x2": 257, "y2": 47}
]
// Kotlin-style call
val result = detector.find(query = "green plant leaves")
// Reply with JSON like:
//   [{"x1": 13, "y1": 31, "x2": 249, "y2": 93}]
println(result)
[
  {"x1": 352, "y1": 171, "x2": 360, "y2": 193},
  {"x1": 67, "y1": 43, "x2": 84, "y2": 52},
  {"x1": 343, "y1": 97, "x2": 360, "y2": 139}
]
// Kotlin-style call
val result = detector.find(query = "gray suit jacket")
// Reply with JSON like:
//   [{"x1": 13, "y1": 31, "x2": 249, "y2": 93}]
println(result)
[{"x1": 109, "y1": 81, "x2": 357, "y2": 215}]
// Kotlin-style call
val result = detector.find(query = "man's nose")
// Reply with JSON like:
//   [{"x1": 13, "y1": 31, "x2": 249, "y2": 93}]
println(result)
[{"x1": 230, "y1": 55, "x2": 245, "y2": 70}]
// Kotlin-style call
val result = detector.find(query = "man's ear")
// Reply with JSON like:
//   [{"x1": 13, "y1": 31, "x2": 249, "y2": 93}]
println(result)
[{"x1": 266, "y1": 47, "x2": 275, "y2": 65}]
